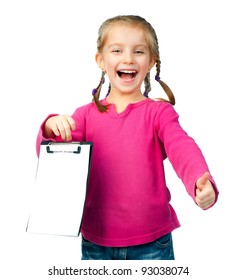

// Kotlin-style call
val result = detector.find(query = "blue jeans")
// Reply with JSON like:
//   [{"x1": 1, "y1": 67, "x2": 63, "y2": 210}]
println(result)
[{"x1": 81, "y1": 233, "x2": 175, "y2": 260}]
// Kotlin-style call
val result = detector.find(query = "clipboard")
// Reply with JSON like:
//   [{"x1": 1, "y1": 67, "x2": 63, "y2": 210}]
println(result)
[{"x1": 26, "y1": 141, "x2": 93, "y2": 237}]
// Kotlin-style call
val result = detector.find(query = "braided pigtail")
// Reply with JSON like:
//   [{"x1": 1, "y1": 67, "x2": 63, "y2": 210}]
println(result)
[
  {"x1": 106, "y1": 83, "x2": 111, "y2": 97},
  {"x1": 92, "y1": 71, "x2": 108, "y2": 112},
  {"x1": 155, "y1": 61, "x2": 175, "y2": 105},
  {"x1": 143, "y1": 72, "x2": 151, "y2": 98}
]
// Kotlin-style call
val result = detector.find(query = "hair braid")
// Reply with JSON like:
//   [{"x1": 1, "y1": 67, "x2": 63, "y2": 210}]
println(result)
[
  {"x1": 106, "y1": 83, "x2": 111, "y2": 97},
  {"x1": 155, "y1": 61, "x2": 175, "y2": 105},
  {"x1": 144, "y1": 72, "x2": 151, "y2": 97},
  {"x1": 92, "y1": 71, "x2": 108, "y2": 112}
]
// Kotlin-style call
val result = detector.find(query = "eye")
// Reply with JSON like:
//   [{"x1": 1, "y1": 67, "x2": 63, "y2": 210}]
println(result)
[
  {"x1": 112, "y1": 49, "x2": 122, "y2": 53},
  {"x1": 134, "y1": 50, "x2": 144, "y2": 54}
]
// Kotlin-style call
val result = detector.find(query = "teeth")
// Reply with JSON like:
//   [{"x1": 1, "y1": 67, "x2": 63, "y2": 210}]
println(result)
[{"x1": 120, "y1": 70, "x2": 136, "y2": 73}]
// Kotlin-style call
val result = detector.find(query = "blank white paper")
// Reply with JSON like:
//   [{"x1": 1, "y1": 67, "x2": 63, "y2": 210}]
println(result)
[{"x1": 26, "y1": 142, "x2": 92, "y2": 237}]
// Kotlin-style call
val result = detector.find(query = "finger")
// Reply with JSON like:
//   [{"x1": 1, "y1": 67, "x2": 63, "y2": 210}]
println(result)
[
  {"x1": 56, "y1": 120, "x2": 67, "y2": 141},
  {"x1": 65, "y1": 115, "x2": 76, "y2": 131},
  {"x1": 195, "y1": 187, "x2": 201, "y2": 197},
  {"x1": 195, "y1": 193, "x2": 210, "y2": 209},
  {"x1": 196, "y1": 193, "x2": 210, "y2": 205},
  {"x1": 196, "y1": 171, "x2": 210, "y2": 190},
  {"x1": 59, "y1": 118, "x2": 73, "y2": 141},
  {"x1": 51, "y1": 123, "x2": 61, "y2": 137},
  {"x1": 45, "y1": 117, "x2": 61, "y2": 137},
  {"x1": 195, "y1": 184, "x2": 215, "y2": 209},
  {"x1": 196, "y1": 196, "x2": 215, "y2": 209},
  {"x1": 198, "y1": 183, "x2": 215, "y2": 200}
]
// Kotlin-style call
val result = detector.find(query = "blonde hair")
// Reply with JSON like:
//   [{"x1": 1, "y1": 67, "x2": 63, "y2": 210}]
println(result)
[{"x1": 92, "y1": 15, "x2": 175, "y2": 112}]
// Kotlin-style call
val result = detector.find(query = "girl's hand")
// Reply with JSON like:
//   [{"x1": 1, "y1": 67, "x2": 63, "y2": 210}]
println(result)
[
  {"x1": 44, "y1": 115, "x2": 76, "y2": 141},
  {"x1": 195, "y1": 172, "x2": 216, "y2": 209}
]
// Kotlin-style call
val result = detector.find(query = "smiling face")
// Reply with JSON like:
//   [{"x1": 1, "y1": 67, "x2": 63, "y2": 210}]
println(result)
[{"x1": 96, "y1": 24, "x2": 155, "y2": 97}]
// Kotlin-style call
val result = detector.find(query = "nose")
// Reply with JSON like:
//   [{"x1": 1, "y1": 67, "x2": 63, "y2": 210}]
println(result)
[{"x1": 121, "y1": 51, "x2": 133, "y2": 64}]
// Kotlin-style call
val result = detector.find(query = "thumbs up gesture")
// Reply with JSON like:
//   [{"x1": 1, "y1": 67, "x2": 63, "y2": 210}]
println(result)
[{"x1": 195, "y1": 172, "x2": 216, "y2": 209}]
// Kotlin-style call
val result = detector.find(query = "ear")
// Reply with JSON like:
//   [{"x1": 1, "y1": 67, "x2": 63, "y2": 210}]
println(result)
[
  {"x1": 148, "y1": 57, "x2": 156, "y2": 72},
  {"x1": 95, "y1": 52, "x2": 105, "y2": 70}
]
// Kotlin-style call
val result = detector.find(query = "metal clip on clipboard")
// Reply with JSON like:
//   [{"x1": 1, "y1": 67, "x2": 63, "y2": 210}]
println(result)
[{"x1": 46, "y1": 142, "x2": 82, "y2": 154}]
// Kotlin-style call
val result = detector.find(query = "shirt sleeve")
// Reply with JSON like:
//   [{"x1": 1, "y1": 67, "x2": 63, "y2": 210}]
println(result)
[{"x1": 155, "y1": 102, "x2": 219, "y2": 205}]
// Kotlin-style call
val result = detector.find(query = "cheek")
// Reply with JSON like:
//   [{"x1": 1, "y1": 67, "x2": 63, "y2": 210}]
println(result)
[
  {"x1": 104, "y1": 60, "x2": 118, "y2": 74},
  {"x1": 141, "y1": 60, "x2": 152, "y2": 74}
]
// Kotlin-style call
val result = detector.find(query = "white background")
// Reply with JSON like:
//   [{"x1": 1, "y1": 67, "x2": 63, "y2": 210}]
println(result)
[{"x1": 0, "y1": 0, "x2": 236, "y2": 279}]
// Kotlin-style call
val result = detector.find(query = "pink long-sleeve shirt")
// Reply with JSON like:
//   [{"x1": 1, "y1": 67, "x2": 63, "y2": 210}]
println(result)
[{"x1": 36, "y1": 98, "x2": 218, "y2": 247}]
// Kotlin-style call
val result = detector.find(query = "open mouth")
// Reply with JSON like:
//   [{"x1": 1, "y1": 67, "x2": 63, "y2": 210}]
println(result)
[{"x1": 117, "y1": 70, "x2": 137, "y2": 80}]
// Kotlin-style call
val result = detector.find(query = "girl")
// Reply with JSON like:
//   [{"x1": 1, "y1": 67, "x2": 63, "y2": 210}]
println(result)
[{"x1": 36, "y1": 15, "x2": 218, "y2": 260}]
